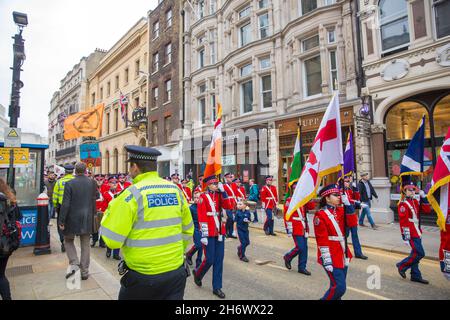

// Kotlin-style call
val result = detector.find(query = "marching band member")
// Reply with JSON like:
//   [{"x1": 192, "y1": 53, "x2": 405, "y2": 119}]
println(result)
[
  {"x1": 314, "y1": 184, "x2": 354, "y2": 300},
  {"x1": 181, "y1": 178, "x2": 193, "y2": 203},
  {"x1": 440, "y1": 213, "x2": 450, "y2": 281},
  {"x1": 91, "y1": 174, "x2": 107, "y2": 248},
  {"x1": 102, "y1": 176, "x2": 121, "y2": 260},
  {"x1": 235, "y1": 200, "x2": 251, "y2": 263},
  {"x1": 223, "y1": 173, "x2": 238, "y2": 238},
  {"x1": 261, "y1": 176, "x2": 278, "y2": 236},
  {"x1": 396, "y1": 181, "x2": 431, "y2": 284},
  {"x1": 283, "y1": 181, "x2": 312, "y2": 275},
  {"x1": 232, "y1": 177, "x2": 247, "y2": 201},
  {"x1": 116, "y1": 173, "x2": 132, "y2": 193},
  {"x1": 185, "y1": 191, "x2": 203, "y2": 269},
  {"x1": 194, "y1": 175, "x2": 204, "y2": 194}
]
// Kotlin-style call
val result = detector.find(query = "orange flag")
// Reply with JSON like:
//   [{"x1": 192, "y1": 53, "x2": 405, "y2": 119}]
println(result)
[
  {"x1": 64, "y1": 104, "x2": 105, "y2": 140},
  {"x1": 202, "y1": 103, "x2": 223, "y2": 191}
]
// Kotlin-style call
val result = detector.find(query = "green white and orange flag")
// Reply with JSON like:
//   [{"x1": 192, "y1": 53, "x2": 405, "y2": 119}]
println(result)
[
  {"x1": 202, "y1": 103, "x2": 223, "y2": 191},
  {"x1": 288, "y1": 127, "x2": 303, "y2": 190}
]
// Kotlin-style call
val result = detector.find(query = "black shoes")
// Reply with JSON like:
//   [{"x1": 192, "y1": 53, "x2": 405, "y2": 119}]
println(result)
[
  {"x1": 186, "y1": 255, "x2": 193, "y2": 266},
  {"x1": 61, "y1": 243, "x2": 66, "y2": 253},
  {"x1": 355, "y1": 255, "x2": 368, "y2": 260},
  {"x1": 298, "y1": 269, "x2": 312, "y2": 276},
  {"x1": 113, "y1": 255, "x2": 121, "y2": 261},
  {"x1": 240, "y1": 256, "x2": 249, "y2": 263},
  {"x1": 213, "y1": 289, "x2": 226, "y2": 299},
  {"x1": 411, "y1": 278, "x2": 429, "y2": 285},
  {"x1": 99, "y1": 242, "x2": 106, "y2": 248},
  {"x1": 264, "y1": 230, "x2": 270, "y2": 235},
  {"x1": 398, "y1": 268, "x2": 406, "y2": 279},
  {"x1": 91, "y1": 241, "x2": 97, "y2": 248},
  {"x1": 106, "y1": 250, "x2": 111, "y2": 258},
  {"x1": 284, "y1": 258, "x2": 292, "y2": 270},
  {"x1": 193, "y1": 273, "x2": 202, "y2": 287},
  {"x1": 81, "y1": 275, "x2": 89, "y2": 281},
  {"x1": 270, "y1": 233, "x2": 277, "y2": 236}
]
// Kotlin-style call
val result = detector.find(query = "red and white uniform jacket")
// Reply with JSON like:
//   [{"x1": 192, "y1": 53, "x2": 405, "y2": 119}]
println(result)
[
  {"x1": 343, "y1": 187, "x2": 359, "y2": 228},
  {"x1": 100, "y1": 182, "x2": 110, "y2": 194},
  {"x1": 197, "y1": 191, "x2": 233, "y2": 237},
  {"x1": 314, "y1": 205, "x2": 353, "y2": 269},
  {"x1": 232, "y1": 184, "x2": 247, "y2": 201},
  {"x1": 181, "y1": 186, "x2": 193, "y2": 203},
  {"x1": 398, "y1": 197, "x2": 431, "y2": 240},
  {"x1": 261, "y1": 185, "x2": 278, "y2": 210},
  {"x1": 116, "y1": 181, "x2": 132, "y2": 193},
  {"x1": 96, "y1": 187, "x2": 107, "y2": 212},
  {"x1": 194, "y1": 185, "x2": 203, "y2": 194},
  {"x1": 102, "y1": 189, "x2": 118, "y2": 210},
  {"x1": 223, "y1": 183, "x2": 237, "y2": 210},
  {"x1": 284, "y1": 197, "x2": 309, "y2": 236},
  {"x1": 440, "y1": 214, "x2": 450, "y2": 274}
]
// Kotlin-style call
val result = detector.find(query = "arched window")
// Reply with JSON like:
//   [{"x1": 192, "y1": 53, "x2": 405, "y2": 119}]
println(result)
[
  {"x1": 113, "y1": 148, "x2": 119, "y2": 174},
  {"x1": 385, "y1": 101, "x2": 430, "y2": 142},
  {"x1": 105, "y1": 150, "x2": 110, "y2": 174},
  {"x1": 379, "y1": 0, "x2": 410, "y2": 53},
  {"x1": 433, "y1": 94, "x2": 450, "y2": 137}
]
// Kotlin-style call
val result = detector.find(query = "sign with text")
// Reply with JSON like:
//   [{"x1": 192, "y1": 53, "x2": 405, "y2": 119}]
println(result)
[
  {"x1": 4, "y1": 127, "x2": 21, "y2": 148},
  {"x1": 20, "y1": 209, "x2": 37, "y2": 247},
  {"x1": 0, "y1": 147, "x2": 29, "y2": 168}
]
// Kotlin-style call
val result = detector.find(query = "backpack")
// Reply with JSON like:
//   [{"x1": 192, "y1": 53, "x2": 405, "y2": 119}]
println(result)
[{"x1": 0, "y1": 192, "x2": 22, "y2": 257}]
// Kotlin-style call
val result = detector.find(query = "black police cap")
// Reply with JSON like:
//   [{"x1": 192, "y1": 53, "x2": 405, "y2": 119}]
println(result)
[
  {"x1": 63, "y1": 163, "x2": 75, "y2": 171},
  {"x1": 125, "y1": 145, "x2": 162, "y2": 162}
]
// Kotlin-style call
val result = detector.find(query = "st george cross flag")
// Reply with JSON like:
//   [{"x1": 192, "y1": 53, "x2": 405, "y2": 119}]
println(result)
[
  {"x1": 343, "y1": 130, "x2": 355, "y2": 177},
  {"x1": 288, "y1": 127, "x2": 303, "y2": 189},
  {"x1": 202, "y1": 103, "x2": 223, "y2": 191},
  {"x1": 119, "y1": 92, "x2": 128, "y2": 122},
  {"x1": 286, "y1": 93, "x2": 343, "y2": 219},
  {"x1": 427, "y1": 127, "x2": 450, "y2": 231},
  {"x1": 400, "y1": 116, "x2": 425, "y2": 178}
]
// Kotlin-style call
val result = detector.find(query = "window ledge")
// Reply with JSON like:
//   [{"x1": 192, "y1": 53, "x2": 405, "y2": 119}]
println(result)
[{"x1": 163, "y1": 101, "x2": 171, "y2": 106}]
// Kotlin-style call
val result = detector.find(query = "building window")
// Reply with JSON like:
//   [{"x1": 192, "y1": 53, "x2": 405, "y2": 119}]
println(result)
[
  {"x1": 328, "y1": 29, "x2": 336, "y2": 43},
  {"x1": 211, "y1": 94, "x2": 217, "y2": 121},
  {"x1": 199, "y1": 0, "x2": 205, "y2": 18},
  {"x1": 241, "y1": 63, "x2": 253, "y2": 77},
  {"x1": 165, "y1": 43, "x2": 172, "y2": 65},
  {"x1": 152, "y1": 120, "x2": 159, "y2": 145},
  {"x1": 166, "y1": 9, "x2": 172, "y2": 28},
  {"x1": 302, "y1": 35, "x2": 319, "y2": 51},
  {"x1": 260, "y1": 56, "x2": 271, "y2": 69},
  {"x1": 258, "y1": 13, "x2": 269, "y2": 39},
  {"x1": 199, "y1": 83, "x2": 206, "y2": 94},
  {"x1": 153, "y1": 21, "x2": 160, "y2": 39},
  {"x1": 135, "y1": 59, "x2": 140, "y2": 77},
  {"x1": 153, "y1": 87, "x2": 159, "y2": 107},
  {"x1": 239, "y1": 6, "x2": 251, "y2": 19},
  {"x1": 241, "y1": 80, "x2": 253, "y2": 113},
  {"x1": 210, "y1": 0, "x2": 217, "y2": 14},
  {"x1": 124, "y1": 68, "x2": 129, "y2": 84},
  {"x1": 134, "y1": 97, "x2": 140, "y2": 108},
  {"x1": 261, "y1": 75, "x2": 272, "y2": 108},
  {"x1": 259, "y1": 0, "x2": 268, "y2": 9},
  {"x1": 304, "y1": 55, "x2": 322, "y2": 97},
  {"x1": 324, "y1": 0, "x2": 336, "y2": 5},
  {"x1": 329, "y1": 51, "x2": 338, "y2": 91},
  {"x1": 153, "y1": 52, "x2": 159, "y2": 73},
  {"x1": 199, "y1": 97, "x2": 206, "y2": 124},
  {"x1": 100, "y1": 87, "x2": 104, "y2": 100},
  {"x1": 165, "y1": 79, "x2": 172, "y2": 102},
  {"x1": 240, "y1": 23, "x2": 252, "y2": 47},
  {"x1": 106, "y1": 113, "x2": 110, "y2": 135},
  {"x1": 107, "y1": 82, "x2": 111, "y2": 96},
  {"x1": 210, "y1": 42, "x2": 216, "y2": 64},
  {"x1": 164, "y1": 116, "x2": 171, "y2": 143},
  {"x1": 91, "y1": 93, "x2": 96, "y2": 105},
  {"x1": 198, "y1": 48, "x2": 205, "y2": 68},
  {"x1": 114, "y1": 108, "x2": 119, "y2": 132},
  {"x1": 379, "y1": 0, "x2": 410, "y2": 53},
  {"x1": 300, "y1": 0, "x2": 317, "y2": 15},
  {"x1": 434, "y1": 0, "x2": 450, "y2": 39},
  {"x1": 115, "y1": 75, "x2": 119, "y2": 91}
]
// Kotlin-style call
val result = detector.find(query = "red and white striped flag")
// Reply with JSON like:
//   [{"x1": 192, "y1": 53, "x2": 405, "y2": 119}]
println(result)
[
  {"x1": 427, "y1": 127, "x2": 450, "y2": 231},
  {"x1": 286, "y1": 93, "x2": 343, "y2": 219},
  {"x1": 202, "y1": 103, "x2": 223, "y2": 191}
]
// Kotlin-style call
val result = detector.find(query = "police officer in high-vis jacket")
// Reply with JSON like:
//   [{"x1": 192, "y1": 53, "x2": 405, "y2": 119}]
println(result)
[{"x1": 100, "y1": 146, "x2": 194, "y2": 300}]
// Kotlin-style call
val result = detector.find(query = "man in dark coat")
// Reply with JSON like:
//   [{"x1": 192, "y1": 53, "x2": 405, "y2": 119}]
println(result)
[
  {"x1": 357, "y1": 172, "x2": 379, "y2": 229},
  {"x1": 59, "y1": 162, "x2": 97, "y2": 280}
]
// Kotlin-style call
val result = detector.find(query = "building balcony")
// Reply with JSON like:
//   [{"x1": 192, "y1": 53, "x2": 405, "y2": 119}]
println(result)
[{"x1": 55, "y1": 146, "x2": 76, "y2": 158}]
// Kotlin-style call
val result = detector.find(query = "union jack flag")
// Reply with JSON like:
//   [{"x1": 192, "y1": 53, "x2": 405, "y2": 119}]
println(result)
[
  {"x1": 119, "y1": 92, "x2": 128, "y2": 122},
  {"x1": 427, "y1": 127, "x2": 450, "y2": 231}
]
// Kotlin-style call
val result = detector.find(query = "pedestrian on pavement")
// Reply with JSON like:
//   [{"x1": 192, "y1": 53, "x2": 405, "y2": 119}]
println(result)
[
  {"x1": 53, "y1": 163, "x2": 75, "y2": 252},
  {"x1": 261, "y1": 176, "x2": 279, "y2": 236},
  {"x1": 193, "y1": 175, "x2": 233, "y2": 299},
  {"x1": 342, "y1": 176, "x2": 368, "y2": 260},
  {"x1": 357, "y1": 173, "x2": 379, "y2": 229},
  {"x1": 100, "y1": 146, "x2": 194, "y2": 300},
  {"x1": 186, "y1": 191, "x2": 203, "y2": 269},
  {"x1": 396, "y1": 181, "x2": 431, "y2": 284},
  {"x1": 283, "y1": 181, "x2": 312, "y2": 275},
  {"x1": 0, "y1": 179, "x2": 22, "y2": 300},
  {"x1": 248, "y1": 179, "x2": 259, "y2": 222},
  {"x1": 59, "y1": 162, "x2": 97, "y2": 281},
  {"x1": 235, "y1": 200, "x2": 251, "y2": 262},
  {"x1": 44, "y1": 171, "x2": 57, "y2": 224},
  {"x1": 313, "y1": 183, "x2": 354, "y2": 300}
]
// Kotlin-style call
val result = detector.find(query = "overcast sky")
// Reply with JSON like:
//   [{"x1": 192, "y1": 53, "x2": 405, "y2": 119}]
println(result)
[{"x1": 0, "y1": 0, "x2": 158, "y2": 138}]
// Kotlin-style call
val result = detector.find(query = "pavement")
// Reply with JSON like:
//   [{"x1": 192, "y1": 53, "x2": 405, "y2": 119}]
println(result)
[{"x1": 3, "y1": 212, "x2": 445, "y2": 300}]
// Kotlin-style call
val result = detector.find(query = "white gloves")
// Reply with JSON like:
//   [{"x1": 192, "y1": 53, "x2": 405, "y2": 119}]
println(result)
[
  {"x1": 304, "y1": 232, "x2": 309, "y2": 239},
  {"x1": 443, "y1": 272, "x2": 450, "y2": 281},
  {"x1": 287, "y1": 233, "x2": 292, "y2": 238},
  {"x1": 243, "y1": 218, "x2": 250, "y2": 223},
  {"x1": 341, "y1": 193, "x2": 351, "y2": 206},
  {"x1": 345, "y1": 258, "x2": 350, "y2": 267},
  {"x1": 403, "y1": 240, "x2": 410, "y2": 247},
  {"x1": 218, "y1": 182, "x2": 225, "y2": 192},
  {"x1": 419, "y1": 190, "x2": 427, "y2": 198},
  {"x1": 200, "y1": 238, "x2": 208, "y2": 246},
  {"x1": 324, "y1": 265, "x2": 334, "y2": 273}
]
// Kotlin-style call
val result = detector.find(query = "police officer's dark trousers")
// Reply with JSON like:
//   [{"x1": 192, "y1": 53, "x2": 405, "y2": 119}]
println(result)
[
  {"x1": 118, "y1": 265, "x2": 187, "y2": 300},
  {"x1": 195, "y1": 236, "x2": 224, "y2": 290}
]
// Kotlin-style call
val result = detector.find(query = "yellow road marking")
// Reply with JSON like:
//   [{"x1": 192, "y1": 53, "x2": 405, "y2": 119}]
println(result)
[{"x1": 347, "y1": 286, "x2": 391, "y2": 300}]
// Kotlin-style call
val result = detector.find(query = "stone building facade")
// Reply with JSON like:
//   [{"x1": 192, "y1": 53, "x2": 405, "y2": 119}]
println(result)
[
  {"x1": 147, "y1": 0, "x2": 184, "y2": 178},
  {"x1": 358, "y1": 0, "x2": 450, "y2": 224},
  {"x1": 182, "y1": 0, "x2": 362, "y2": 192},
  {"x1": 88, "y1": 18, "x2": 149, "y2": 175}
]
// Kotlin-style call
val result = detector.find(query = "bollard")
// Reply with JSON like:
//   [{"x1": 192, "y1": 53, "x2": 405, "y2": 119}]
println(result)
[{"x1": 33, "y1": 193, "x2": 51, "y2": 255}]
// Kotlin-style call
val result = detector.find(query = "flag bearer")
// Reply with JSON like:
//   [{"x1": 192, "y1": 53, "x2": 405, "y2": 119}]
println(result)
[
  {"x1": 440, "y1": 213, "x2": 450, "y2": 281},
  {"x1": 314, "y1": 184, "x2": 354, "y2": 300},
  {"x1": 261, "y1": 176, "x2": 278, "y2": 236},
  {"x1": 223, "y1": 173, "x2": 237, "y2": 238},
  {"x1": 185, "y1": 191, "x2": 203, "y2": 269},
  {"x1": 193, "y1": 175, "x2": 232, "y2": 299},
  {"x1": 283, "y1": 182, "x2": 312, "y2": 275},
  {"x1": 396, "y1": 181, "x2": 431, "y2": 284},
  {"x1": 235, "y1": 200, "x2": 251, "y2": 262}
]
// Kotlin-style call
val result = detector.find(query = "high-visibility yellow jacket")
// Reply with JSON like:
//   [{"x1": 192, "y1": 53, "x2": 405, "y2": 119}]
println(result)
[
  {"x1": 52, "y1": 174, "x2": 75, "y2": 207},
  {"x1": 100, "y1": 171, "x2": 194, "y2": 275}
]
